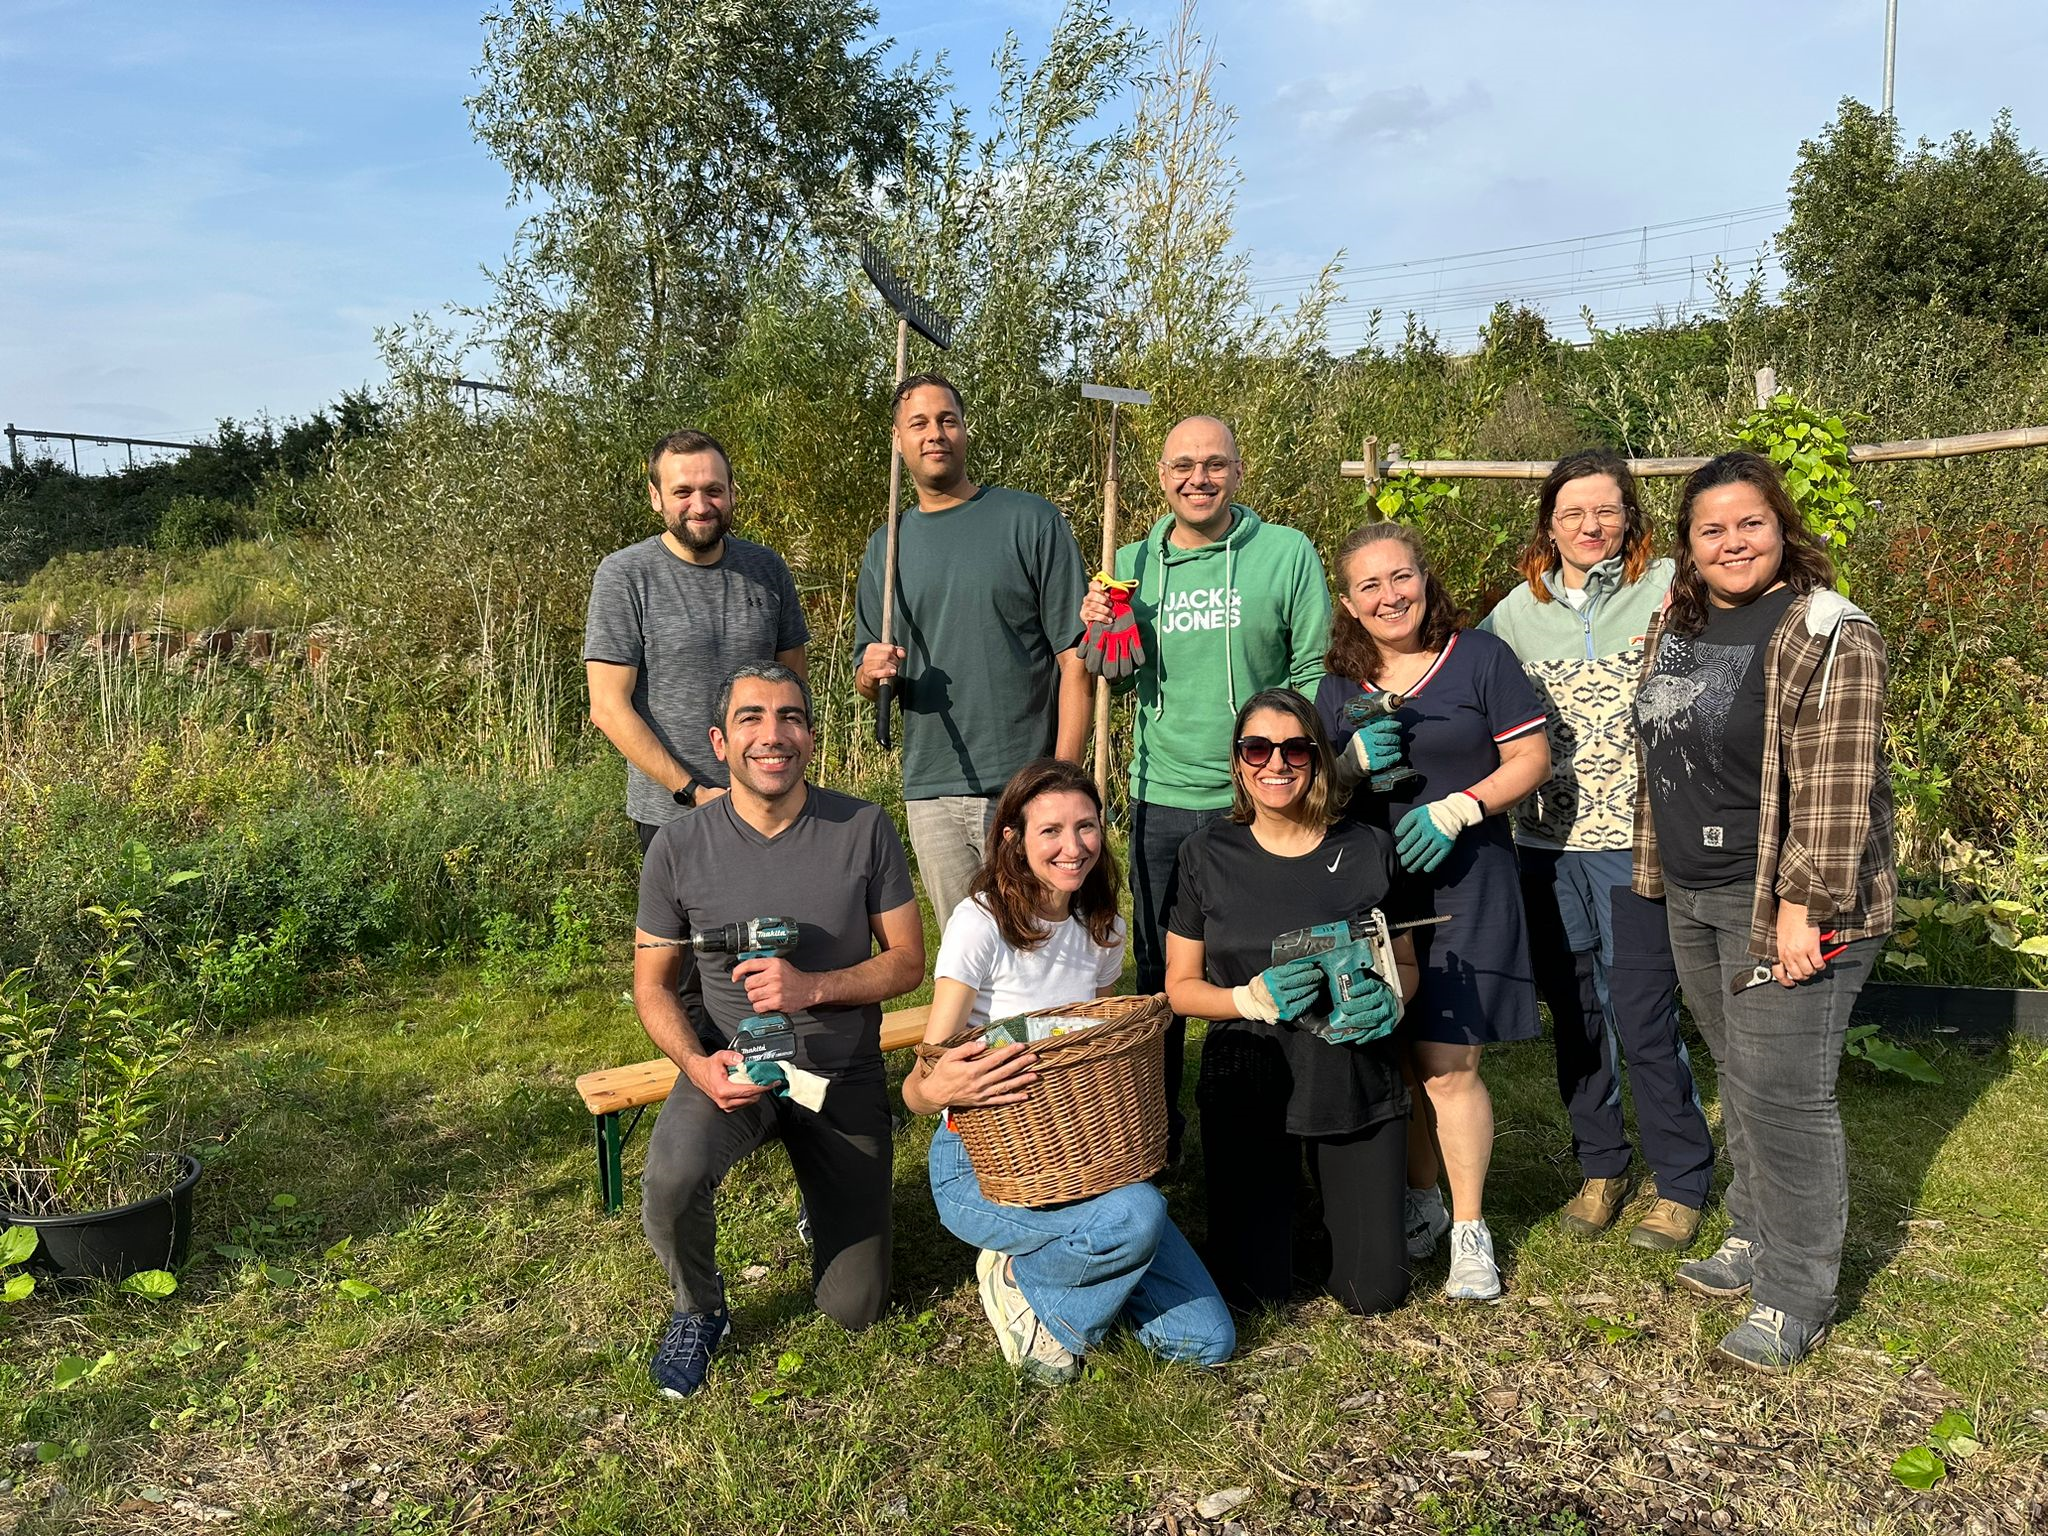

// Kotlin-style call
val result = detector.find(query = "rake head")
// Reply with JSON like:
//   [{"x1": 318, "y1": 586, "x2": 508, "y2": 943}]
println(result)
[{"x1": 859, "y1": 238, "x2": 954, "y2": 350}]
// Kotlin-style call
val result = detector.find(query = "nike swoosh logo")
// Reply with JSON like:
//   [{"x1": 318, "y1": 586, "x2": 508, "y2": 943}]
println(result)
[{"x1": 1327, "y1": 851, "x2": 1343, "y2": 873}]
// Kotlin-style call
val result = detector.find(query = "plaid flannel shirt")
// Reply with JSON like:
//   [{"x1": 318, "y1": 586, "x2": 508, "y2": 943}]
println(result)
[{"x1": 1632, "y1": 589, "x2": 1896, "y2": 962}]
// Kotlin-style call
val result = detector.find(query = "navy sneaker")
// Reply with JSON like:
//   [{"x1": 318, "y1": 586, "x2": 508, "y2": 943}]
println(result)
[{"x1": 650, "y1": 1279, "x2": 731, "y2": 1399}]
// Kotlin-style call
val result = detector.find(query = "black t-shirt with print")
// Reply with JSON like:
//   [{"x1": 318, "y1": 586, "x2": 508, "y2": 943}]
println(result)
[
  {"x1": 1166, "y1": 817, "x2": 1416, "y2": 1136},
  {"x1": 1635, "y1": 585, "x2": 1797, "y2": 888}
]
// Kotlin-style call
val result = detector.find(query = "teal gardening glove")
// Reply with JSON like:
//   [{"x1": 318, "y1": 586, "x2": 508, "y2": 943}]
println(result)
[
  {"x1": 1323, "y1": 971, "x2": 1402, "y2": 1044},
  {"x1": 1311, "y1": 939, "x2": 1401, "y2": 1044},
  {"x1": 1394, "y1": 791, "x2": 1484, "y2": 874},
  {"x1": 1335, "y1": 714, "x2": 1405, "y2": 788},
  {"x1": 1230, "y1": 956, "x2": 1324, "y2": 1023}
]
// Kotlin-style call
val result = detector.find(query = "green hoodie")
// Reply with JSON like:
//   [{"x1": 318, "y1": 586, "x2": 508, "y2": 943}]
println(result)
[
  {"x1": 1478, "y1": 556, "x2": 1672, "y2": 851},
  {"x1": 1112, "y1": 505, "x2": 1331, "y2": 810}
]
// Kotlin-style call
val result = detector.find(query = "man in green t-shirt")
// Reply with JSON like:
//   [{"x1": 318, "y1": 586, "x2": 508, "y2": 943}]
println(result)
[
  {"x1": 1080, "y1": 415, "x2": 1332, "y2": 1157},
  {"x1": 854, "y1": 374, "x2": 1091, "y2": 926}
]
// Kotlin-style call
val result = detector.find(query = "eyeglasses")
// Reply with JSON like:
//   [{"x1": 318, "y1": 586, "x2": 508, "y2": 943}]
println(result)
[
  {"x1": 1162, "y1": 456, "x2": 1238, "y2": 478},
  {"x1": 1552, "y1": 506, "x2": 1628, "y2": 530},
  {"x1": 1234, "y1": 735, "x2": 1314, "y2": 768}
]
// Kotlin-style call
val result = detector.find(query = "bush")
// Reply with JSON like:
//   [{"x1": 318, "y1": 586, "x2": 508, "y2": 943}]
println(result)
[
  {"x1": 153, "y1": 495, "x2": 240, "y2": 553},
  {"x1": 0, "y1": 757, "x2": 637, "y2": 1017}
]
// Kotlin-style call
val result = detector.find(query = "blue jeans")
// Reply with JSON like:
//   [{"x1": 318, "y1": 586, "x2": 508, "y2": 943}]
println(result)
[
  {"x1": 1664, "y1": 879, "x2": 1881, "y2": 1322},
  {"x1": 1521, "y1": 846, "x2": 1714, "y2": 1207},
  {"x1": 927, "y1": 1127, "x2": 1235, "y2": 1364},
  {"x1": 1130, "y1": 800, "x2": 1228, "y2": 1155}
]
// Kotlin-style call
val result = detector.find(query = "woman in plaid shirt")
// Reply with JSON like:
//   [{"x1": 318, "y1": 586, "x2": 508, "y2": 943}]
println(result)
[{"x1": 1631, "y1": 451, "x2": 1895, "y2": 1373}]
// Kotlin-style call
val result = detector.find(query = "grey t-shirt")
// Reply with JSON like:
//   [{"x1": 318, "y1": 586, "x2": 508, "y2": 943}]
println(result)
[
  {"x1": 584, "y1": 534, "x2": 809, "y2": 825},
  {"x1": 853, "y1": 484, "x2": 1088, "y2": 800},
  {"x1": 636, "y1": 786, "x2": 916, "y2": 1079}
]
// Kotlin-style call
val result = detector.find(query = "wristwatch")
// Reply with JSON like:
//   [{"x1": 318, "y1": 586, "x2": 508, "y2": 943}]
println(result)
[{"x1": 673, "y1": 779, "x2": 703, "y2": 807}]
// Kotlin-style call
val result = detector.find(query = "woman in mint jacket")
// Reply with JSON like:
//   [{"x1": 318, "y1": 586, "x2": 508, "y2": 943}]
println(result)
[{"x1": 1479, "y1": 449, "x2": 1715, "y2": 1251}]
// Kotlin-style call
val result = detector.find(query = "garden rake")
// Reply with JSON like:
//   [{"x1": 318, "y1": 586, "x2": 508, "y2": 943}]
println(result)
[{"x1": 859, "y1": 238, "x2": 954, "y2": 749}]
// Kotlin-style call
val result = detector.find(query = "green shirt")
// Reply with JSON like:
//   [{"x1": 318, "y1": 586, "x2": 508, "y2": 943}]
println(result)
[
  {"x1": 855, "y1": 484, "x2": 1088, "y2": 800},
  {"x1": 1113, "y1": 506, "x2": 1331, "y2": 810}
]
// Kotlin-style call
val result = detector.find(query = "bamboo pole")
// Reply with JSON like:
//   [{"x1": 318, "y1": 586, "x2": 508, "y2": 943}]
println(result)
[{"x1": 1338, "y1": 424, "x2": 2048, "y2": 483}]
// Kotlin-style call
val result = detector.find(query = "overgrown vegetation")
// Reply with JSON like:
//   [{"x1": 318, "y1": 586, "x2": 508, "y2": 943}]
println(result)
[{"x1": 0, "y1": 393, "x2": 382, "y2": 583}]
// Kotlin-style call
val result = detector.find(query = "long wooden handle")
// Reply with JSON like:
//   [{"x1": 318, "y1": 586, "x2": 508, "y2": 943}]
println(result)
[
  {"x1": 1092, "y1": 404, "x2": 1120, "y2": 799},
  {"x1": 876, "y1": 317, "x2": 909, "y2": 749}
]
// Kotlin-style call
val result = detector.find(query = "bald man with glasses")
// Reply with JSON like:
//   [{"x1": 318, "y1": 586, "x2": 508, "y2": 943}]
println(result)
[{"x1": 1079, "y1": 415, "x2": 1332, "y2": 1159}]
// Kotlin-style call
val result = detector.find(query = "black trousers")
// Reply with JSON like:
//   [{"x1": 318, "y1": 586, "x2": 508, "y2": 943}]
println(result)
[
  {"x1": 1195, "y1": 1028, "x2": 1410, "y2": 1315},
  {"x1": 1129, "y1": 801, "x2": 1227, "y2": 1159},
  {"x1": 640, "y1": 1069, "x2": 893, "y2": 1328},
  {"x1": 1519, "y1": 848, "x2": 1715, "y2": 1209}
]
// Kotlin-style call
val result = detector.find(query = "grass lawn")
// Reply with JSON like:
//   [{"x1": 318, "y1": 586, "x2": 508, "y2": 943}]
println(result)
[{"x1": 6, "y1": 966, "x2": 2048, "y2": 1535}]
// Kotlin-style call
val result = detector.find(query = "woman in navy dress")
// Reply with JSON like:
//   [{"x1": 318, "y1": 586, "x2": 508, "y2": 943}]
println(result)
[{"x1": 1316, "y1": 522, "x2": 1549, "y2": 1302}]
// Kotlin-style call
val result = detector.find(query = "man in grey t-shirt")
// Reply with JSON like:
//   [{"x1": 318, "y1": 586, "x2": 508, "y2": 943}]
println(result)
[
  {"x1": 586, "y1": 428, "x2": 810, "y2": 852},
  {"x1": 634, "y1": 663, "x2": 924, "y2": 1399},
  {"x1": 854, "y1": 374, "x2": 1090, "y2": 924}
]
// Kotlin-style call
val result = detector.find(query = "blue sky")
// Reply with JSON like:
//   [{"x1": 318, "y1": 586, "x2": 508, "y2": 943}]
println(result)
[{"x1": 5, "y1": 0, "x2": 2044, "y2": 470}]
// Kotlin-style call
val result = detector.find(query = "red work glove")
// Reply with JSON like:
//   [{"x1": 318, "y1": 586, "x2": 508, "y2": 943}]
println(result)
[{"x1": 1083, "y1": 576, "x2": 1145, "y2": 680}]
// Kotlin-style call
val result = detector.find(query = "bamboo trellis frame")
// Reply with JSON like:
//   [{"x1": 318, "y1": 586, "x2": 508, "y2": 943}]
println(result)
[{"x1": 1342, "y1": 368, "x2": 2048, "y2": 488}]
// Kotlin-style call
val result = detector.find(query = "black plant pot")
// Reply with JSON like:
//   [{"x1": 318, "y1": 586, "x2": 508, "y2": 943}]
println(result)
[
  {"x1": 1852, "y1": 981, "x2": 2048, "y2": 1044},
  {"x1": 1, "y1": 1154, "x2": 201, "y2": 1280}
]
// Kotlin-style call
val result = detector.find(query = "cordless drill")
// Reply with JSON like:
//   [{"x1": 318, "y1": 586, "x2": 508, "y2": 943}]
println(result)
[
  {"x1": 1339, "y1": 690, "x2": 1420, "y2": 794},
  {"x1": 1269, "y1": 910, "x2": 1447, "y2": 1032},
  {"x1": 692, "y1": 916, "x2": 801, "y2": 1064}
]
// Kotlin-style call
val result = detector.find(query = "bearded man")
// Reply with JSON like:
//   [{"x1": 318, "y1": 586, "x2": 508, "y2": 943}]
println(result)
[{"x1": 586, "y1": 429, "x2": 810, "y2": 853}]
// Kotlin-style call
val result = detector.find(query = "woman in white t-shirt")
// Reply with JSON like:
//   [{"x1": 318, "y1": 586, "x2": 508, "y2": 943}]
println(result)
[{"x1": 903, "y1": 758, "x2": 1234, "y2": 1380}]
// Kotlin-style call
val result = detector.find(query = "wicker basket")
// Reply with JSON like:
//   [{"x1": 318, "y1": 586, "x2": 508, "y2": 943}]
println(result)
[{"x1": 917, "y1": 994, "x2": 1170, "y2": 1207}]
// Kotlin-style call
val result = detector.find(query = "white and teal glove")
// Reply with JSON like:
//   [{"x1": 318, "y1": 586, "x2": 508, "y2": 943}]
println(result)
[{"x1": 1394, "y1": 791, "x2": 1484, "y2": 874}]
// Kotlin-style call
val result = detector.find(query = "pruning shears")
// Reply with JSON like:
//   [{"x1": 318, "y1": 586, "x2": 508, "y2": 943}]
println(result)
[{"x1": 1731, "y1": 930, "x2": 1848, "y2": 994}]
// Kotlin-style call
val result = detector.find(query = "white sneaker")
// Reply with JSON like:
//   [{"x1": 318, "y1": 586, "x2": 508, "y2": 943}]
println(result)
[
  {"x1": 974, "y1": 1249, "x2": 1079, "y2": 1382},
  {"x1": 1444, "y1": 1220, "x2": 1502, "y2": 1302},
  {"x1": 1404, "y1": 1186, "x2": 1450, "y2": 1260}
]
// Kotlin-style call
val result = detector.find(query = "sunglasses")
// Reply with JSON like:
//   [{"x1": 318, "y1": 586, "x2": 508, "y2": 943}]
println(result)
[{"x1": 1234, "y1": 735, "x2": 1315, "y2": 768}]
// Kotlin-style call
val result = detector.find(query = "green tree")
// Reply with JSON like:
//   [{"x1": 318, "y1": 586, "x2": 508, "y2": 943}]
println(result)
[
  {"x1": 466, "y1": 0, "x2": 929, "y2": 394},
  {"x1": 1779, "y1": 99, "x2": 2048, "y2": 334}
]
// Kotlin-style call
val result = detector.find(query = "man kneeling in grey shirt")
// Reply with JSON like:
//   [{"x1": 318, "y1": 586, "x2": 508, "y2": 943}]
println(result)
[{"x1": 633, "y1": 663, "x2": 925, "y2": 1399}]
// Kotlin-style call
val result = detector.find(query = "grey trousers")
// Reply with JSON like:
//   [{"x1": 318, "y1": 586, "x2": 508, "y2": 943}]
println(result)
[
  {"x1": 904, "y1": 794, "x2": 998, "y2": 926},
  {"x1": 640, "y1": 1068, "x2": 893, "y2": 1328},
  {"x1": 1664, "y1": 879, "x2": 1880, "y2": 1323}
]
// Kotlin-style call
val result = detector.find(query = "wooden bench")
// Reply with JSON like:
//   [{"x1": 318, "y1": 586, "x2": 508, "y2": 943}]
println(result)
[{"x1": 575, "y1": 1005, "x2": 932, "y2": 1213}]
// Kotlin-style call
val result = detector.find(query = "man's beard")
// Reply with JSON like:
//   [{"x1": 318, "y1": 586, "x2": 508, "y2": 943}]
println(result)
[{"x1": 668, "y1": 512, "x2": 730, "y2": 553}]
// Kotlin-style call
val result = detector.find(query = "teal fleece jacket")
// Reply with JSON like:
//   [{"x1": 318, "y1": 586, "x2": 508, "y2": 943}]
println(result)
[
  {"x1": 1112, "y1": 505, "x2": 1331, "y2": 810},
  {"x1": 1478, "y1": 556, "x2": 1672, "y2": 851}
]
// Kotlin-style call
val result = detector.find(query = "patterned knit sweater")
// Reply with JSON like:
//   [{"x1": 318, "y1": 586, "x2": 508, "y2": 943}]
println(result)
[{"x1": 1477, "y1": 557, "x2": 1673, "y2": 852}]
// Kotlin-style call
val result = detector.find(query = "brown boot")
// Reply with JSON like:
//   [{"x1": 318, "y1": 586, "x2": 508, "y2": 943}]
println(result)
[
  {"x1": 1558, "y1": 1175, "x2": 1633, "y2": 1237},
  {"x1": 1628, "y1": 1198, "x2": 1704, "y2": 1252}
]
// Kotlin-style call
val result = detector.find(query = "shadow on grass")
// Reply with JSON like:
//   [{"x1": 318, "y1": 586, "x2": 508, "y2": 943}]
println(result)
[{"x1": 1832, "y1": 1033, "x2": 2013, "y2": 1316}]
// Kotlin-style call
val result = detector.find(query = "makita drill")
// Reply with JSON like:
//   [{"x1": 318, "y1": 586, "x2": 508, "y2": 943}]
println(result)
[
  {"x1": 692, "y1": 916, "x2": 801, "y2": 1064},
  {"x1": 1270, "y1": 911, "x2": 1405, "y2": 1014},
  {"x1": 1268, "y1": 910, "x2": 1447, "y2": 1041}
]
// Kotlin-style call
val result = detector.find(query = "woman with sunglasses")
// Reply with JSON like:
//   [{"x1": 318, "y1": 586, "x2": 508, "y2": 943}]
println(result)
[
  {"x1": 1315, "y1": 522, "x2": 1549, "y2": 1303},
  {"x1": 1479, "y1": 450, "x2": 1716, "y2": 1253},
  {"x1": 1164, "y1": 689, "x2": 1421, "y2": 1314},
  {"x1": 1632, "y1": 452, "x2": 1893, "y2": 1372},
  {"x1": 905, "y1": 758, "x2": 1235, "y2": 1381}
]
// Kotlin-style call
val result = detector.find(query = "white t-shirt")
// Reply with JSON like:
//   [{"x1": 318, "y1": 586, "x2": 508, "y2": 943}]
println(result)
[{"x1": 934, "y1": 896, "x2": 1126, "y2": 1030}]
